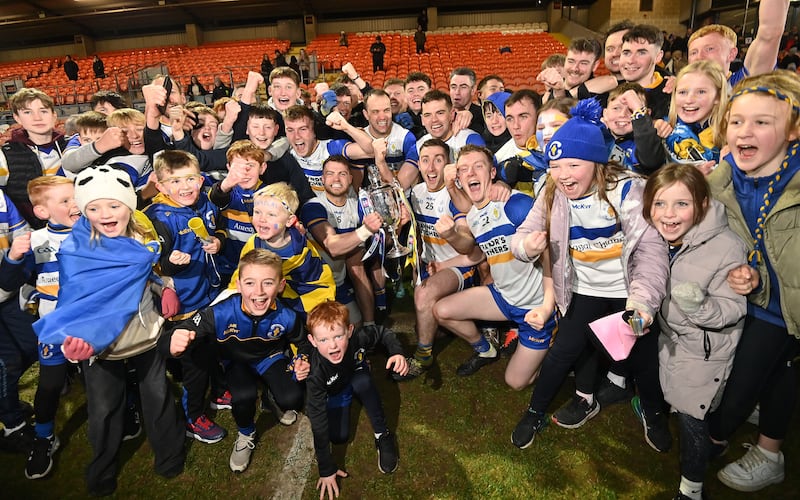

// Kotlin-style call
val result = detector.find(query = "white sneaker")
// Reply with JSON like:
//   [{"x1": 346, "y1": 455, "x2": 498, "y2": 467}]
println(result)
[
  {"x1": 279, "y1": 409, "x2": 298, "y2": 426},
  {"x1": 229, "y1": 431, "x2": 256, "y2": 472},
  {"x1": 717, "y1": 443, "x2": 784, "y2": 492}
]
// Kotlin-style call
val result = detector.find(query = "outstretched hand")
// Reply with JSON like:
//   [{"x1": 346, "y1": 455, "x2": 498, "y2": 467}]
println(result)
[
  {"x1": 317, "y1": 470, "x2": 348, "y2": 500},
  {"x1": 386, "y1": 354, "x2": 408, "y2": 376}
]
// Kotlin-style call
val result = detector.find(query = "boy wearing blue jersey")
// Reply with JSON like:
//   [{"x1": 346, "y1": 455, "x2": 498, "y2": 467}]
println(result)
[
  {"x1": 165, "y1": 249, "x2": 311, "y2": 473},
  {"x1": 144, "y1": 149, "x2": 228, "y2": 444},
  {"x1": 434, "y1": 145, "x2": 557, "y2": 383}
]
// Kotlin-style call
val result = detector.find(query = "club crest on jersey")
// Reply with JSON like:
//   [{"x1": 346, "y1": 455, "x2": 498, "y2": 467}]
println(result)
[
  {"x1": 269, "y1": 323, "x2": 286, "y2": 339},
  {"x1": 40, "y1": 343, "x2": 55, "y2": 359},
  {"x1": 355, "y1": 348, "x2": 366, "y2": 363},
  {"x1": 491, "y1": 206, "x2": 501, "y2": 221}
]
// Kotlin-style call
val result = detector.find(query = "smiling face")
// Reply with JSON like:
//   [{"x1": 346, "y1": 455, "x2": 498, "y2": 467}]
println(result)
[
  {"x1": 483, "y1": 105, "x2": 506, "y2": 137},
  {"x1": 252, "y1": 196, "x2": 295, "y2": 245},
  {"x1": 548, "y1": 157, "x2": 596, "y2": 199},
  {"x1": 156, "y1": 166, "x2": 203, "y2": 207},
  {"x1": 505, "y1": 98, "x2": 538, "y2": 149},
  {"x1": 285, "y1": 116, "x2": 317, "y2": 158},
  {"x1": 269, "y1": 76, "x2": 301, "y2": 112},
  {"x1": 603, "y1": 95, "x2": 634, "y2": 137},
  {"x1": 604, "y1": 30, "x2": 627, "y2": 76},
  {"x1": 675, "y1": 72, "x2": 719, "y2": 125},
  {"x1": 308, "y1": 321, "x2": 353, "y2": 364},
  {"x1": 84, "y1": 198, "x2": 132, "y2": 238},
  {"x1": 247, "y1": 116, "x2": 279, "y2": 150},
  {"x1": 364, "y1": 94, "x2": 393, "y2": 137},
  {"x1": 649, "y1": 181, "x2": 699, "y2": 245},
  {"x1": 419, "y1": 144, "x2": 449, "y2": 191},
  {"x1": 688, "y1": 32, "x2": 736, "y2": 73},
  {"x1": 119, "y1": 121, "x2": 145, "y2": 155},
  {"x1": 190, "y1": 113, "x2": 219, "y2": 151},
  {"x1": 726, "y1": 93, "x2": 798, "y2": 178},
  {"x1": 536, "y1": 109, "x2": 569, "y2": 149},
  {"x1": 384, "y1": 83, "x2": 406, "y2": 114},
  {"x1": 322, "y1": 160, "x2": 353, "y2": 198},
  {"x1": 456, "y1": 150, "x2": 496, "y2": 205},
  {"x1": 336, "y1": 94, "x2": 352, "y2": 120},
  {"x1": 406, "y1": 79, "x2": 431, "y2": 114},
  {"x1": 564, "y1": 50, "x2": 599, "y2": 89},
  {"x1": 421, "y1": 98, "x2": 454, "y2": 140},
  {"x1": 620, "y1": 38, "x2": 662, "y2": 85},
  {"x1": 228, "y1": 154, "x2": 267, "y2": 190},
  {"x1": 449, "y1": 74, "x2": 475, "y2": 111},
  {"x1": 13, "y1": 98, "x2": 56, "y2": 144},
  {"x1": 34, "y1": 184, "x2": 80, "y2": 227},
  {"x1": 236, "y1": 262, "x2": 285, "y2": 316}
]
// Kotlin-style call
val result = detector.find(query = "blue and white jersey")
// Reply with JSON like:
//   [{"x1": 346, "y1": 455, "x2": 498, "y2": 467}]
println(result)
[
  {"x1": 568, "y1": 180, "x2": 631, "y2": 298},
  {"x1": 416, "y1": 128, "x2": 486, "y2": 162},
  {"x1": 106, "y1": 153, "x2": 152, "y2": 192},
  {"x1": 494, "y1": 138, "x2": 525, "y2": 164},
  {"x1": 409, "y1": 182, "x2": 465, "y2": 264},
  {"x1": 29, "y1": 224, "x2": 71, "y2": 316},
  {"x1": 291, "y1": 139, "x2": 361, "y2": 197},
  {"x1": 365, "y1": 123, "x2": 419, "y2": 173},
  {"x1": 466, "y1": 191, "x2": 543, "y2": 307}
]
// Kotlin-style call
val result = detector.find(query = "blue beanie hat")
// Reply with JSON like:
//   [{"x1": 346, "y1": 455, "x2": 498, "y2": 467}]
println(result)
[
  {"x1": 546, "y1": 98, "x2": 608, "y2": 164},
  {"x1": 484, "y1": 91, "x2": 511, "y2": 117}
]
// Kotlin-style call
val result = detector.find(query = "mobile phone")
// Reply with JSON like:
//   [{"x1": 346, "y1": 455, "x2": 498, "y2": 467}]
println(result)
[
  {"x1": 157, "y1": 77, "x2": 173, "y2": 116},
  {"x1": 687, "y1": 146, "x2": 704, "y2": 162}
]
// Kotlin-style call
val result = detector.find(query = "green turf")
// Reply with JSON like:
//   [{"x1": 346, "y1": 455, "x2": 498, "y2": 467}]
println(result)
[{"x1": 1, "y1": 298, "x2": 798, "y2": 499}]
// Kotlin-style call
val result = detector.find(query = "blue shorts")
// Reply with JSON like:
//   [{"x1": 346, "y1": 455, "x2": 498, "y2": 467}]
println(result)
[
  {"x1": 488, "y1": 284, "x2": 557, "y2": 350},
  {"x1": 327, "y1": 384, "x2": 354, "y2": 409},
  {"x1": 420, "y1": 263, "x2": 477, "y2": 291},
  {"x1": 39, "y1": 342, "x2": 66, "y2": 366}
]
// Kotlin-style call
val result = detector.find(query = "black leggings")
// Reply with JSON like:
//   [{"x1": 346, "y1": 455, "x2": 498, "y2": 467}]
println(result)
[
  {"x1": 34, "y1": 362, "x2": 68, "y2": 425},
  {"x1": 708, "y1": 316, "x2": 800, "y2": 442},
  {"x1": 328, "y1": 368, "x2": 388, "y2": 444},
  {"x1": 228, "y1": 358, "x2": 303, "y2": 430},
  {"x1": 677, "y1": 412, "x2": 710, "y2": 482},
  {"x1": 529, "y1": 294, "x2": 626, "y2": 413}
]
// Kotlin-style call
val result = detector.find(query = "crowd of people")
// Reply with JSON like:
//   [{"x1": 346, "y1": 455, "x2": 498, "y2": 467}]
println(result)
[{"x1": 0, "y1": 1, "x2": 798, "y2": 498}]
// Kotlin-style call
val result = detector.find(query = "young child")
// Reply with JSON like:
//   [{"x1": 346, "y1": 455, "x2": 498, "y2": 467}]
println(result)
[
  {"x1": 602, "y1": 83, "x2": 647, "y2": 172},
  {"x1": 33, "y1": 164, "x2": 185, "y2": 496},
  {"x1": 706, "y1": 71, "x2": 800, "y2": 493},
  {"x1": 74, "y1": 111, "x2": 108, "y2": 146},
  {"x1": 300, "y1": 301, "x2": 407, "y2": 500},
  {"x1": 144, "y1": 149, "x2": 227, "y2": 444},
  {"x1": 0, "y1": 88, "x2": 67, "y2": 229},
  {"x1": 509, "y1": 99, "x2": 669, "y2": 448},
  {"x1": 164, "y1": 249, "x2": 310, "y2": 473},
  {"x1": 232, "y1": 182, "x2": 335, "y2": 319},
  {"x1": 536, "y1": 98, "x2": 573, "y2": 150},
  {"x1": 0, "y1": 176, "x2": 80, "y2": 479},
  {"x1": 643, "y1": 164, "x2": 747, "y2": 500}
]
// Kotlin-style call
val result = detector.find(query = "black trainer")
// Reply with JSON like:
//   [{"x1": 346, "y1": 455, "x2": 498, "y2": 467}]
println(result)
[
  {"x1": 551, "y1": 395, "x2": 600, "y2": 429},
  {"x1": 375, "y1": 431, "x2": 398, "y2": 474},
  {"x1": 25, "y1": 434, "x2": 60, "y2": 479},
  {"x1": 511, "y1": 408, "x2": 547, "y2": 449},
  {"x1": 0, "y1": 422, "x2": 35, "y2": 454},
  {"x1": 456, "y1": 351, "x2": 499, "y2": 376},
  {"x1": 631, "y1": 396, "x2": 672, "y2": 452},
  {"x1": 596, "y1": 376, "x2": 634, "y2": 408}
]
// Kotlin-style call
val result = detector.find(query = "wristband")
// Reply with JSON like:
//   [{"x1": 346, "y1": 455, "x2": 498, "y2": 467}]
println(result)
[
  {"x1": 631, "y1": 105, "x2": 648, "y2": 120},
  {"x1": 353, "y1": 74, "x2": 360, "y2": 81},
  {"x1": 356, "y1": 224, "x2": 373, "y2": 242}
]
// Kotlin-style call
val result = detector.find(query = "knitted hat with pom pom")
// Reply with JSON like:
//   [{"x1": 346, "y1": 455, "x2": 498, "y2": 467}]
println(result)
[{"x1": 546, "y1": 98, "x2": 608, "y2": 164}]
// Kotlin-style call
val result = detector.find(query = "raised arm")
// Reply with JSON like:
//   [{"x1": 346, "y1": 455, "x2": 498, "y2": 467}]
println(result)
[{"x1": 743, "y1": 0, "x2": 789, "y2": 77}]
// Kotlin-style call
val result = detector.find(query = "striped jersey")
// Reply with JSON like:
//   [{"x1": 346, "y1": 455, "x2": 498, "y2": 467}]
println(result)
[
  {"x1": 28, "y1": 224, "x2": 71, "y2": 316},
  {"x1": 291, "y1": 139, "x2": 362, "y2": 197},
  {"x1": 364, "y1": 123, "x2": 419, "y2": 173}
]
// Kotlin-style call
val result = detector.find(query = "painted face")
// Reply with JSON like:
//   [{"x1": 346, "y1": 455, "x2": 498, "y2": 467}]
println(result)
[
  {"x1": 478, "y1": 79, "x2": 504, "y2": 102},
  {"x1": 37, "y1": 184, "x2": 80, "y2": 227},
  {"x1": 227, "y1": 155, "x2": 267, "y2": 190},
  {"x1": 285, "y1": 116, "x2": 317, "y2": 158},
  {"x1": 603, "y1": 96, "x2": 634, "y2": 137},
  {"x1": 269, "y1": 77, "x2": 300, "y2": 112},
  {"x1": 247, "y1": 116, "x2": 278, "y2": 149},
  {"x1": 119, "y1": 122, "x2": 145, "y2": 155},
  {"x1": 252, "y1": 196, "x2": 294, "y2": 244},
  {"x1": 405, "y1": 80, "x2": 430, "y2": 114},
  {"x1": 13, "y1": 99, "x2": 56, "y2": 143},
  {"x1": 421, "y1": 99, "x2": 453, "y2": 140},
  {"x1": 84, "y1": 198, "x2": 132, "y2": 238},
  {"x1": 190, "y1": 113, "x2": 219, "y2": 151},
  {"x1": 687, "y1": 32, "x2": 736, "y2": 73},
  {"x1": 418, "y1": 145, "x2": 449, "y2": 191},
  {"x1": 604, "y1": 30, "x2": 627, "y2": 76},
  {"x1": 505, "y1": 98, "x2": 538, "y2": 149},
  {"x1": 726, "y1": 93, "x2": 798, "y2": 178},
  {"x1": 456, "y1": 150, "x2": 495, "y2": 205},
  {"x1": 78, "y1": 128, "x2": 105, "y2": 145},
  {"x1": 483, "y1": 106, "x2": 507, "y2": 137},
  {"x1": 620, "y1": 39, "x2": 662, "y2": 85},
  {"x1": 449, "y1": 74, "x2": 475, "y2": 111},
  {"x1": 236, "y1": 263, "x2": 285, "y2": 316},
  {"x1": 564, "y1": 50, "x2": 598, "y2": 89},
  {"x1": 548, "y1": 157, "x2": 596, "y2": 199},
  {"x1": 536, "y1": 109, "x2": 569, "y2": 149},
  {"x1": 322, "y1": 161, "x2": 352, "y2": 197},
  {"x1": 674, "y1": 72, "x2": 719, "y2": 125},
  {"x1": 365, "y1": 94, "x2": 392, "y2": 136},
  {"x1": 156, "y1": 166, "x2": 202, "y2": 207},
  {"x1": 309, "y1": 322, "x2": 353, "y2": 364},
  {"x1": 650, "y1": 181, "x2": 698, "y2": 245},
  {"x1": 384, "y1": 84, "x2": 407, "y2": 114}
]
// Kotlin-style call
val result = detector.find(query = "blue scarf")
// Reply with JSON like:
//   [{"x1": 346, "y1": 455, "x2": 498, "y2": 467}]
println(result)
[
  {"x1": 665, "y1": 119, "x2": 718, "y2": 163},
  {"x1": 34, "y1": 216, "x2": 160, "y2": 352}
]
